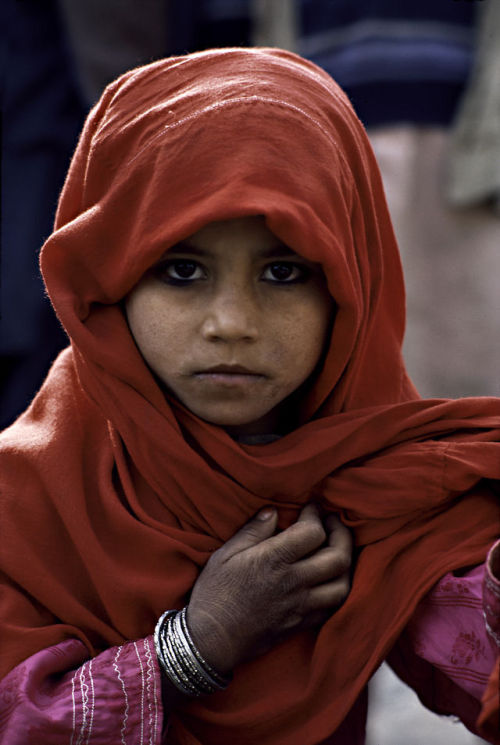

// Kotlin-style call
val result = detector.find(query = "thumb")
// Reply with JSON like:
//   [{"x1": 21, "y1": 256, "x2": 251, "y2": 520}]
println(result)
[{"x1": 218, "y1": 508, "x2": 278, "y2": 559}]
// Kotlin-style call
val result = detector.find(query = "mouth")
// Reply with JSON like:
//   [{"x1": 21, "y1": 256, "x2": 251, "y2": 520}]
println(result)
[
  {"x1": 198, "y1": 364, "x2": 263, "y2": 375},
  {"x1": 192, "y1": 364, "x2": 266, "y2": 386}
]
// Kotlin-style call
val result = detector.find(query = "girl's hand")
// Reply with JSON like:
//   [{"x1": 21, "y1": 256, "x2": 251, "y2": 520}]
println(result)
[{"x1": 186, "y1": 504, "x2": 352, "y2": 676}]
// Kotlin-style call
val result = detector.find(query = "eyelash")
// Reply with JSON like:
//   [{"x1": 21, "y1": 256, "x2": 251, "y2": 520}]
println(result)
[{"x1": 155, "y1": 260, "x2": 310, "y2": 286}]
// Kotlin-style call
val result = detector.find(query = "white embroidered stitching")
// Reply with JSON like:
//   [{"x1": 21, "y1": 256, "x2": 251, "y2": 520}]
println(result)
[
  {"x1": 76, "y1": 662, "x2": 89, "y2": 745},
  {"x1": 143, "y1": 638, "x2": 159, "y2": 744},
  {"x1": 76, "y1": 662, "x2": 90, "y2": 745},
  {"x1": 134, "y1": 642, "x2": 145, "y2": 745},
  {"x1": 113, "y1": 646, "x2": 130, "y2": 745},
  {"x1": 150, "y1": 638, "x2": 159, "y2": 743},
  {"x1": 85, "y1": 658, "x2": 95, "y2": 745},
  {"x1": 143, "y1": 639, "x2": 153, "y2": 743},
  {"x1": 70, "y1": 669, "x2": 78, "y2": 745}
]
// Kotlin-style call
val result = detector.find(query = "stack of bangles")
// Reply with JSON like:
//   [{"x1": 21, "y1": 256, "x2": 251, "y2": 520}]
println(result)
[{"x1": 154, "y1": 607, "x2": 232, "y2": 697}]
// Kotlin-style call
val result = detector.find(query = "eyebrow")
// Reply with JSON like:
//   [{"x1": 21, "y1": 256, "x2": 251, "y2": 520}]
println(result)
[{"x1": 166, "y1": 240, "x2": 299, "y2": 259}]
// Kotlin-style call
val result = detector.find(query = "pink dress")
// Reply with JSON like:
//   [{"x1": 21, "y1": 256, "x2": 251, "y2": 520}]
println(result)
[{"x1": 0, "y1": 542, "x2": 498, "y2": 745}]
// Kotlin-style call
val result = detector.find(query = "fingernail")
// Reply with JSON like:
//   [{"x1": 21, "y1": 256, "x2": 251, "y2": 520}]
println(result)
[{"x1": 257, "y1": 507, "x2": 275, "y2": 521}]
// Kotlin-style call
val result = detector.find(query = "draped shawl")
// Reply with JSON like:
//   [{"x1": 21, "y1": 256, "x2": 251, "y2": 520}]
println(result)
[{"x1": 1, "y1": 48, "x2": 499, "y2": 744}]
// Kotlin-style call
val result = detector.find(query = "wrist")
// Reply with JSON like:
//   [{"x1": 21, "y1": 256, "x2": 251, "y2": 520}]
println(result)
[
  {"x1": 154, "y1": 607, "x2": 232, "y2": 697},
  {"x1": 186, "y1": 604, "x2": 238, "y2": 677}
]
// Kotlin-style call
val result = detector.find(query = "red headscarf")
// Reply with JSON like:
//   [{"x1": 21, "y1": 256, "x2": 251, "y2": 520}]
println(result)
[{"x1": 1, "y1": 48, "x2": 499, "y2": 744}]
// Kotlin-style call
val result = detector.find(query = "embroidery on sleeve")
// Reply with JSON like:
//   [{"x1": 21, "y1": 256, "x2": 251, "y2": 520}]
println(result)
[
  {"x1": 143, "y1": 637, "x2": 160, "y2": 744},
  {"x1": 70, "y1": 668, "x2": 77, "y2": 745},
  {"x1": 113, "y1": 645, "x2": 130, "y2": 745},
  {"x1": 69, "y1": 660, "x2": 95, "y2": 745},
  {"x1": 450, "y1": 630, "x2": 487, "y2": 666},
  {"x1": 85, "y1": 659, "x2": 95, "y2": 745},
  {"x1": 133, "y1": 642, "x2": 145, "y2": 745}
]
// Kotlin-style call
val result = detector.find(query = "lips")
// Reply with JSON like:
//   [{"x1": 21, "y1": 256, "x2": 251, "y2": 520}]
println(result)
[
  {"x1": 197, "y1": 364, "x2": 262, "y2": 375},
  {"x1": 191, "y1": 364, "x2": 266, "y2": 387}
]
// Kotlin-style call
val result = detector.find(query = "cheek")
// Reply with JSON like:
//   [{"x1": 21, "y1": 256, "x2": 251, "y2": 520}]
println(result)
[
  {"x1": 126, "y1": 290, "x2": 185, "y2": 374},
  {"x1": 272, "y1": 297, "x2": 333, "y2": 376}
]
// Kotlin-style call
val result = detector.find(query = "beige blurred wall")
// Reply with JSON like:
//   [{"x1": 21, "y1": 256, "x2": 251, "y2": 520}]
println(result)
[{"x1": 369, "y1": 125, "x2": 500, "y2": 400}]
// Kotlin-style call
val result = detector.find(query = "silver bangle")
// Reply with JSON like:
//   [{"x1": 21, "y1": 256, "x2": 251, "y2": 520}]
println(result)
[{"x1": 154, "y1": 608, "x2": 232, "y2": 697}]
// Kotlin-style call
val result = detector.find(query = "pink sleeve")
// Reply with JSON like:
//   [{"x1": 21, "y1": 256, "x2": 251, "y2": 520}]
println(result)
[
  {"x1": 0, "y1": 636, "x2": 164, "y2": 744},
  {"x1": 406, "y1": 563, "x2": 497, "y2": 701},
  {"x1": 388, "y1": 541, "x2": 500, "y2": 740}
]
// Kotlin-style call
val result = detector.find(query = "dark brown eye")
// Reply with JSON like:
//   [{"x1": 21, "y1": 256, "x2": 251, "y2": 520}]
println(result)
[
  {"x1": 154, "y1": 259, "x2": 205, "y2": 283},
  {"x1": 263, "y1": 263, "x2": 306, "y2": 283},
  {"x1": 169, "y1": 260, "x2": 198, "y2": 279}
]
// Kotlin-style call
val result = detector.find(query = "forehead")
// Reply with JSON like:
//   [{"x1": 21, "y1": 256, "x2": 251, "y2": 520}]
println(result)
[{"x1": 168, "y1": 215, "x2": 299, "y2": 259}]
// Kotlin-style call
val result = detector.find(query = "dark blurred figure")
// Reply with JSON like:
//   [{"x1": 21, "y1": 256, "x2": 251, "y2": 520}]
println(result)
[
  {"x1": 58, "y1": 0, "x2": 168, "y2": 105},
  {"x1": 1, "y1": 0, "x2": 85, "y2": 429}
]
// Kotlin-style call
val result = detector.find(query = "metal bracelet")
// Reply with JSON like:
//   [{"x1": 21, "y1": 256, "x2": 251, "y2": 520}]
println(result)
[{"x1": 154, "y1": 608, "x2": 232, "y2": 697}]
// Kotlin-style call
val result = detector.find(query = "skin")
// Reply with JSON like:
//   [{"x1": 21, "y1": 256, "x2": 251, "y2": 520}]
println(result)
[
  {"x1": 124, "y1": 216, "x2": 352, "y2": 704},
  {"x1": 187, "y1": 505, "x2": 352, "y2": 677},
  {"x1": 125, "y1": 215, "x2": 334, "y2": 437},
  {"x1": 161, "y1": 504, "x2": 353, "y2": 710}
]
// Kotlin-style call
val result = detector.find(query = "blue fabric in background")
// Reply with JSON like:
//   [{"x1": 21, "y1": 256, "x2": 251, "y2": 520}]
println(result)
[{"x1": 299, "y1": 0, "x2": 477, "y2": 125}]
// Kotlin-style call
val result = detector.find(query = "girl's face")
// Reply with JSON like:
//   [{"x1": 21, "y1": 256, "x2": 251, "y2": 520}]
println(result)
[{"x1": 125, "y1": 216, "x2": 334, "y2": 437}]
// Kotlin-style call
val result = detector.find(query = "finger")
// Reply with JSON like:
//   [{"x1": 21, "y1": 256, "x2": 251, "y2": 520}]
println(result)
[
  {"x1": 294, "y1": 545, "x2": 351, "y2": 586},
  {"x1": 296, "y1": 502, "x2": 321, "y2": 523},
  {"x1": 325, "y1": 514, "x2": 353, "y2": 557},
  {"x1": 307, "y1": 575, "x2": 351, "y2": 611},
  {"x1": 263, "y1": 505, "x2": 326, "y2": 565},
  {"x1": 216, "y1": 508, "x2": 278, "y2": 560}
]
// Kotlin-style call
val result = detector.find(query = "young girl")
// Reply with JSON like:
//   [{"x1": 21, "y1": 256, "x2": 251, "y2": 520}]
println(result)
[{"x1": 0, "y1": 47, "x2": 499, "y2": 745}]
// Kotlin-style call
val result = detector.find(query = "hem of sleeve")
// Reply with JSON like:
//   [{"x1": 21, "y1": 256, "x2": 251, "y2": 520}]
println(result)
[
  {"x1": 486, "y1": 540, "x2": 500, "y2": 588},
  {"x1": 484, "y1": 540, "x2": 500, "y2": 648}
]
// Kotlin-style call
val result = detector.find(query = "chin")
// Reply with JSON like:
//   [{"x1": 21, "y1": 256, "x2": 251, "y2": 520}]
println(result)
[{"x1": 195, "y1": 405, "x2": 279, "y2": 435}]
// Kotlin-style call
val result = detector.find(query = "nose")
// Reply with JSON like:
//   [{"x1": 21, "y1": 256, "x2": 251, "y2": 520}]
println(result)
[{"x1": 200, "y1": 287, "x2": 259, "y2": 342}]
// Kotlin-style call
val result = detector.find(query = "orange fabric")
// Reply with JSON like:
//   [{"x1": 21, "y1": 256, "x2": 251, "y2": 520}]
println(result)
[{"x1": 1, "y1": 48, "x2": 500, "y2": 744}]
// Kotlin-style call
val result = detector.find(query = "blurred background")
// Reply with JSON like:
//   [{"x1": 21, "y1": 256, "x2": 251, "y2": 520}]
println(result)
[{"x1": 2, "y1": 1, "x2": 498, "y2": 742}]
